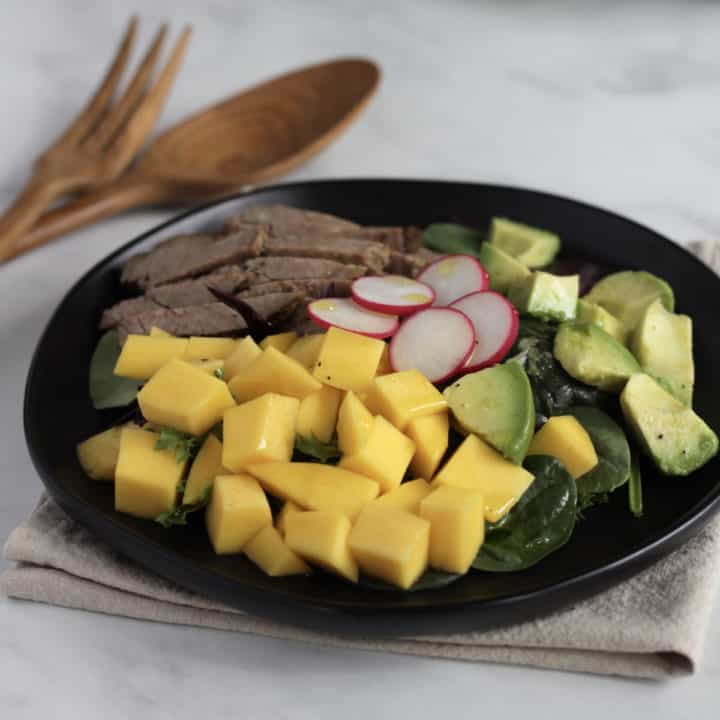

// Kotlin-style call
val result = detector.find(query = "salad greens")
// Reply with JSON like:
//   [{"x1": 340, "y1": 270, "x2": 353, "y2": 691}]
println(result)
[
  {"x1": 155, "y1": 485, "x2": 213, "y2": 529},
  {"x1": 89, "y1": 330, "x2": 141, "y2": 409},
  {"x1": 155, "y1": 427, "x2": 202, "y2": 464},
  {"x1": 423, "y1": 223, "x2": 485, "y2": 257},
  {"x1": 294, "y1": 435, "x2": 341, "y2": 464}
]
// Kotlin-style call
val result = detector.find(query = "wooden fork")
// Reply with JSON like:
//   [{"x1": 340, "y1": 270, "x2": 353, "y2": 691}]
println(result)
[{"x1": 0, "y1": 17, "x2": 191, "y2": 262}]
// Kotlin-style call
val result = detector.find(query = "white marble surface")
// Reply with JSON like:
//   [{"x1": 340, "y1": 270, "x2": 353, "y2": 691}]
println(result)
[{"x1": 2, "y1": 0, "x2": 720, "y2": 716}]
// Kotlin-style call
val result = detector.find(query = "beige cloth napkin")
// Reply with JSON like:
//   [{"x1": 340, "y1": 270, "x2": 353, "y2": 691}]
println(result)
[{"x1": 2, "y1": 241, "x2": 719, "y2": 681}]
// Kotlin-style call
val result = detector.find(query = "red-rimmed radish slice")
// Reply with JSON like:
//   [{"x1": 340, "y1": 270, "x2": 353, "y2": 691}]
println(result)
[
  {"x1": 417, "y1": 254, "x2": 489, "y2": 306},
  {"x1": 450, "y1": 291, "x2": 519, "y2": 371},
  {"x1": 307, "y1": 298, "x2": 399, "y2": 338},
  {"x1": 351, "y1": 275, "x2": 435, "y2": 315},
  {"x1": 389, "y1": 307, "x2": 475, "y2": 383}
]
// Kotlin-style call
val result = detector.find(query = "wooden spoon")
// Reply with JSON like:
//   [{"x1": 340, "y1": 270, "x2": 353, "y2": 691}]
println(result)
[{"x1": 12, "y1": 57, "x2": 380, "y2": 261}]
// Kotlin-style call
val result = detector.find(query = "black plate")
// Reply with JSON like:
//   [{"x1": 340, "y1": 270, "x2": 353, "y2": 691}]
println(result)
[{"x1": 24, "y1": 179, "x2": 720, "y2": 636}]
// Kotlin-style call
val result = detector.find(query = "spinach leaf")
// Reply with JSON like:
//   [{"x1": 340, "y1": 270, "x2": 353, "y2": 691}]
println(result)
[
  {"x1": 155, "y1": 427, "x2": 202, "y2": 464},
  {"x1": 569, "y1": 406, "x2": 630, "y2": 510},
  {"x1": 628, "y1": 450, "x2": 643, "y2": 518},
  {"x1": 359, "y1": 569, "x2": 462, "y2": 592},
  {"x1": 423, "y1": 223, "x2": 485, "y2": 257},
  {"x1": 88, "y1": 330, "x2": 142, "y2": 409},
  {"x1": 155, "y1": 485, "x2": 212, "y2": 529},
  {"x1": 294, "y1": 435, "x2": 341, "y2": 464},
  {"x1": 472, "y1": 455, "x2": 577, "y2": 572}
]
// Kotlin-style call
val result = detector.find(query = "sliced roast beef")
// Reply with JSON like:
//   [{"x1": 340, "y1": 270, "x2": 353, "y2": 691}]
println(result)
[
  {"x1": 121, "y1": 225, "x2": 265, "y2": 289},
  {"x1": 240, "y1": 278, "x2": 352, "y2": 299},
  {"x1": 388, "y1": 247, "x2": 441, "y2": 277},
  {"x1": 147, "y1": 265, "x2": 251, "y2": 307},
  {"x1": 117, "y1": 292, "x2": 304, "y2": 342},
  {"x1": 243, "y1": 256, "x2": 366, "y2": 282},
  {"x1": 223, "y1": 204, "x2": 360, "y2": 235},
  {"x1": 100, "y1": 296, "x2": 163, "y2": 330}
]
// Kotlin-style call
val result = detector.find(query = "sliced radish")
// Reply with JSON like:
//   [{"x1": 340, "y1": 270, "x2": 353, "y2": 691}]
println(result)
[
  {"x1": 351, "y1": 275, "x2": 435, "y2": 315},
  {"x1": 417, "y1": 254, "x2": 489, "y2": 307},
  {"x1": 389, "y1": 308, "x2": 475, "y2": 383},
  {"x1": 450, "y1": 291, "x2": 519, "y2": 371},
  {"x1": 307, "y1": 298, "x2": 399, "y2": 338}
]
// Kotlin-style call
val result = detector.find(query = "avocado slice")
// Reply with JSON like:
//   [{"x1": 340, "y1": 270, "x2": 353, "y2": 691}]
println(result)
[
  {"x1": 478, "y1": 242, "x2": 531, "y2": 294},
  {"x1": 490, "y1": 217, "x2": 560, "y2": 268},
  {"x1": 630, "y1": 299, "x2": 694, "y2": 405},
  {"x1": 508, "y1": 271, "x2": 579, "y2": 322},
  {"x1": 443, "y1": 362, "x2": 535, "y2": 464},
  {"x1": 576, "y1": 299, "x2": 624, "y2": 344},
  {"x1": 620, "y1": 373, "x2": 717, "y2": 476},
  {"x1": 554, "y1": 321, "x2": 640, "y2": 392},
  {"x1": 583, "y1": 271, "x2": 674, "y2": 339}
]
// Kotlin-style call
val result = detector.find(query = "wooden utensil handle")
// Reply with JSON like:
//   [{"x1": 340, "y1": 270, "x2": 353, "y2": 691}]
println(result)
[{"x1": 1, "y1": 176, "x2": 168, "y2": 263}]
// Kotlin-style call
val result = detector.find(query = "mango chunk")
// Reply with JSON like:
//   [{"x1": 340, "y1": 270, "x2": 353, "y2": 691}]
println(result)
[
  {"x1": 244, "y1": 525, "x2": 310, "y2": 576},
  {"x1": 285, "y1": 333, "x2": 326, "y2": 369},
  {"x1": 433, "y1": 434, "x2": 534, "y2": 522},
  {"x1": 183, "y1": 337, "x2": 237, "y2": 361},
  {"x1": 114, "y1": 335, "x2": 189, "y2": 380},
  {"x1": 369, "y1": 478, "x2": 432, "y2": 514},
  {"x1": 229, "y1": 346, "x2": 322, "y2": 402},
  {"x1": 339, "y1": 415, "x2": 415, "y2": 494},
  {"x1": 336, "y1": 391, "x2": 374, "y2": 455},
  {"x1": 115, "y1": 427, "x2": 186, "y2": 519},
  {"x1": 296, "y1": 384, "x2": 343, "y2": 444},
  {"x1": 247, "y1": 462, "x2": 379, "y2": 520},
  {"x1": 260, "y1": 331, "x2": 298, "y2": 353},
  {"x1": 313, "y1": 327, "x2": 385, "y2": 392},
  {"x1": 528, "y1": 415, "x2": 598, "y2": 479},
  {"x1": 206, "y1": 474, "x2": 272, "y2": 554},
  {"x1": 77, "y1": 425, "x2": 127, "y2": 481},
  {"x1": 182, "y1": 433, "x2": 225, "y2": 505},
  {"x1": 275, "y1": 500, "x2": 303, "y2": 537},
  {"x1": 406, "y1": 413, "x2": 449, "y2": 480},
  {"x1": 285, "y1": 510, "x2": 358, "y2": 582},
  {"x1": 150, "y1": 326, "x2": 172, "y2": 337},
  {"x1": 420, "y1": 485, "x2": 485, "y2": 574},
  {"x1": 349, "y1": 505, "x2": 430, "y2": 589},
  {"x1": 366, "y1": 369, "x2": 447, "y2": 430},
  {"x1": 224, "y1": 336, "x2": 262, "y2": 381},
  {"x1": 376, "y1": 343, "x2": 392, "y2": 376},
  {"x1": 137, "y1": 358, "x2": 235, "y2": 436},
  {"x1": 188, "y1": 358, "x2": 224, "y2": 376},
  {"x1": 223, "y1": 393, "x2": 299, "y2": 472}
]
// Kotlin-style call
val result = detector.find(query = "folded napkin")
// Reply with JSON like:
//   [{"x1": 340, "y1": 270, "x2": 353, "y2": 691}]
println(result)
[{"x1": 2, "y1": 240, "x2": 719, "y2": 681}]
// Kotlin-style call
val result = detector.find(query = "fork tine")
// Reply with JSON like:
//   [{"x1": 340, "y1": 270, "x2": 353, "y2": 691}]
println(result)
[
  {"x1": 104, "y1": 26, "x2": 192, "y2": 175},
  {"x1": 59, "y1": 16, "x2": 139, "y2": 146},
  {"x1": 89, "y1": 23, "x2": 168, "y2": 148}
]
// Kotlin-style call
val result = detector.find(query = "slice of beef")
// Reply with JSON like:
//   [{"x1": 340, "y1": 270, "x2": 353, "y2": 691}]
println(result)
[
  {"x1": 388, "y1": 247, "x2": 441, "y2": 277},
  {"x1": 147, "y1": 265, "x2": 251, "y2": 307},
  {"x1": 117, "y1": 292, "x2": 304, "y2": 342},
  {"x1": 100, "y1": 296, "x2": 163, "y2": 330},
  {"x1": 240, "y1": 278, "x2": 352, "y2": 299},
  {"x1": 223, "y1": 204, "x2": 360, "y2": 235},
  {"x1": 121, "y1": 225, "x2": 265, "y2": 289},
  {"x1": 243, "y1": 256, "x2": 366, "y2": 282}
]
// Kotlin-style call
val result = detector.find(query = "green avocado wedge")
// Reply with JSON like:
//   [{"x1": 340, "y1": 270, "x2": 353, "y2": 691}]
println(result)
[
  {"x1": 478, "y1": 241, "x2": 531, "y2": 294},
  {"x1": 443, "y1": 363, "x2": 535, "y2": 464},
  {"x1": 508, "y1": 271, "x2": 579, "y2": 323},
  {"x1": 489, "y1": 217, "x2": 561, "y2": 268},
  {"x1": 620, "y1": 373, "x2": 718, "y2": 476}
]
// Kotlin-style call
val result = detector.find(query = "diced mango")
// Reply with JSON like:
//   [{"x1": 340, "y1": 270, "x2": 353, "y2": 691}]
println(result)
[
  {"x1": 420, "y1": 485, "x2": 485, "y2": 574},
  {"x1": 365, "y1": 369, "x2": 447, "y2": 430},
  {"x1": 188, "y1": 359, "x2": 224, "y2": 376},
  {"x1": 376, "y1": 343, "x2": 392, "y2": 376},
  {"x1": 114, "y1": 335, "x2": 188, "y2": 380},
  {"x1": 224, "y1": 336, "x2": 262, "y2": 381},
  {"x1": 182, "y1": 433, "x2": 225, "y2": 505},
  {"x1": 247, "y1": 462, "x2": 379, "y2": 520},
  {"x1": 223, "y1": 393, "x2": 299, "y2": 472},
  {"x1": 285, "y1": 510, "x2": 358, "y2": 582},
  {"x1": 313, "y1": 327, "x2": 385, "y2": 392},
  {"x1": 369, "y1": 478, "x2": 432, "y2": 514},
  {"x1": 275, "y1": 500, "x2": 303, "y2": 537},
  {"x1": 77, "y1": 425, "x2": 128, "y2": 481},
  {"x1": 260, "y1": 331, "x2": 298, "y2": 353},
  {"x1": 137, "y1": 359, "x2": 235, "y2": 436},
  {"x1": 183, "y1": 336, "x2": 237, "y2": 361},
  {"x1": 150, "y1": 326, "x2": 172, "y2": 337},
  {"x1": 433, "y1": 434, "x2": 534, "y2": 522},
  {"x1": 406, "y1": 413, "x2": 449, "y2": 480},
  {"x1": 348, "y1": 505, "x2": 430, "y2": 589},
  {"x1": 285, "y1": 333, "x2": 326, "y2": 369},
  {"x1": 339, "y1": 415, "x2": 415, "y2": 494},
  {"x1": 114, "y1": 427, "x2": 186, "y2": 519},
  {"x1": 229, "y1": 346, "x2": 322, "y2": 402},
  {"x1": 336, "y1": 391, "x2": 374, "y2": 455},
  {"x1": 244, "y1": 525, "x2": 310, "y2": 576},
  {"x1": 296, "y1": 384, "x2": 343, "y2": 444},
  {"x1": 206, "y1": 474, "x2": 272, "y2": 554},
  {"x1": 528, "y1": 415, "x2": 598, "y2": 479}
]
